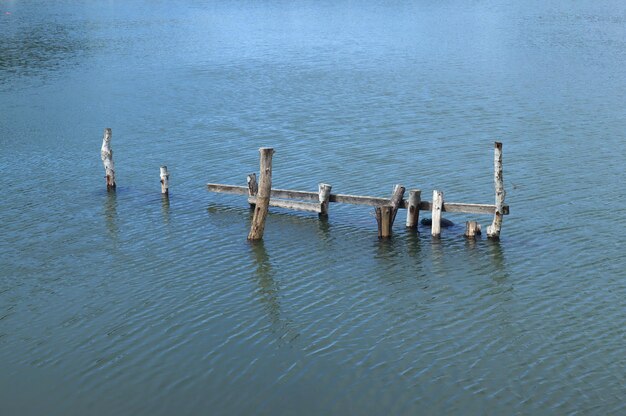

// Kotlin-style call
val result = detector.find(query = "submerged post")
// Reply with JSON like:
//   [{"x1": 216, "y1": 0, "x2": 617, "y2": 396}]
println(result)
[
  {"x1": 248, "y1": 148, "x2": 274, "y2": 241},
  {"x1": 465, "y1": 221, "x2": 482, "y2": 238},
  {"x1": 160, "y1": 166, "x2": 170, "y2": 195},
  {"x1": 487, "y1": 142, "x2": 505, "y2": 239},
  {"x1": 375, "y1": 205, "x2": 393, "y2": 239},
  {"x1": 318, "y1": 183, "x2": 332, "y2": 217},
  {"x1": 100, "y1": 128, "x2": 116, "y2": 190},
  {"x1": 247, "y1": 173, "x2": 258, "y2": 209},
  {"x1": 431, "y1": 190, "x2": 443, "y2": 237},
  {"x1": 406, "y1": 189, "x2": 421, "y2": 229}
]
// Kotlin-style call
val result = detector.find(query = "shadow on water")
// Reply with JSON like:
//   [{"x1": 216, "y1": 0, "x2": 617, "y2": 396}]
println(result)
[{"x1": 249, "y1": 240, "x2": 300, "y2": 344}]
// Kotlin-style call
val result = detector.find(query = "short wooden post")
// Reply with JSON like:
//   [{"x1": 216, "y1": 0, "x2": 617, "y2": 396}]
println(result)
[
  {"x1": 406, "y1": 189, "x2": 421, "y2": 229},
  {"x1": 160, "y1": 166, "x2": 170, "y2": 195},
  {"x1": 318, "y1": 183, "x2": 332, "y2": 217},
  {"x1": 375, "y1": 205, "x2": 393, "y2": 239},
  {"x1": 465, "y1": 221, "x2": 482, "y2": 238},
  {"x1": 487, "y1": 142, "x2": 505, "y2": 239},
  {"x1": 389, "y1": 184, "x2": 406, "y2": 226},
  {"x1": 247, "y1": 173, "x2": 258, "y2": 209},
  {"x1": 248, "y1": 148, "x2": 274, "y2": 241},
  {"x1": 100, "y1": 128, "x2": 116, "y2": 190},
  {"x1": 431, "y1": 190, "x2": 443, "y2": 237}
]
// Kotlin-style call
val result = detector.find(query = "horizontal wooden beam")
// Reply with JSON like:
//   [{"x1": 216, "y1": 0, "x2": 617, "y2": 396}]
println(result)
[
  {"x1": 206, "y1": 183, "x2": 509, "y2": 215},
  {"x1": 248, "y1": 197, "x2": 321, "y2": 213}
]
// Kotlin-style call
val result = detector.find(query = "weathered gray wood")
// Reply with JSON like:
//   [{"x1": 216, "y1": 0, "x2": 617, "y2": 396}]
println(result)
[
  {"x1": 406, "y1": 189, "x2": 421, "y2": 229},
  {"x1": 431, "y1": 190, "x2": 443, "y2": 237},
  {"x1": 247, "y1": 173, "x2": 258, "y2": 208},
  {"x1": 318, "y1": 183, "x2": 332, "y2": 217},
  {"x1": 375, "y1": 205, "x2": 393, "y2": 239},
  {"x1": 100, "y1": 128, "x2": 116, "y2": 190},
  {"x1": 248, "y1": 197, "x2": 321, "y2": 213},
  {"x1": 487, "y1": 142, "x2": 505, "y2": 239},
  {"x1": 160, "y1": 166, "x2": 169, "y2": 195},
  {"x1": 389, "y1": 184, "x2": 406, "y2": 227},
  {"x1": 465, "y1": 221, "x2": 482, "y2": 238},
  {"x1": 206, "y1": 184, "x2": 509, "y2": 215},
  {"x1": 248, "y1": 148, "x2": 274, "y2": 240}
]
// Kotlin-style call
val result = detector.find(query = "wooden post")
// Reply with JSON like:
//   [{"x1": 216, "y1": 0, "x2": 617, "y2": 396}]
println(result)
[
  {"x1": 247, "y1": 173, "x2": 258, "y2": 209},
  {"x1": 318, "y1": 183, "x2": 332, "y2": 217},
  {"x1": 487, "y1": 142, "x2": 505, "y2": 239},
  {"x1": 431, "y1": 190, "x2": 443, "y2": 237},
  {"x1": 389, "y1": 184, "x2": 406, "y2": 226},
  {"x1": 100, "y1": 128, "x2": 116, "y2": 190},
  {"x1": 375, "y1": 205, "x2": 393, "y2": 239},
  {"x1": 465, "y1": 221, "x2": 482, "y2": 238},
  {"x1": 160, "y1": 166, "x2": 170, "y2": 195},
  {"x1": 248, "y1": 148, "x2": 274, "y2": 241},
  {"x1": 406, "y1": 189, "x2": 421, "y2": 229}
]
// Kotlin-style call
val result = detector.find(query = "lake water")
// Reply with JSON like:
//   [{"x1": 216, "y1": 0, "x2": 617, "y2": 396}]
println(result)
[{"x1": 1, "y1": 0, "x2": 625, "y2": 414}]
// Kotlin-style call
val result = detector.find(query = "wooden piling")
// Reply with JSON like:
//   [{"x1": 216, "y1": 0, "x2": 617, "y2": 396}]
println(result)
[
  {"x1": 389, "y1": 184, "x2": 406, "y2": 227},
  {"x1": 247, "y1": 173, "x2": 258, "y2": 209},
  {"x1": 318, "y1": 183, "x2": 332, "y2": 217},
  {"x1": 487, "y1": 142, "x2": 505, "y2": 239},
  {"x1": 406, "y1": 189, "x2": 421, "y2": 229},
  {"x1": 375, "y1": 205, "x2": 393, "y2": 239},
  {"x1": 100, "y1": 128, "x2": 116, "y2": 190},
  {"x1": 465, "y1": 221, "x2": 482, "y2": 238},
  {"x1": 160, "y1": 166, "x2": 170, "y2": 195},
  {"x1": 431, "y1": 190, "x2": 443, "y2": 237},
  {"x1": 247, "y1": 148, "x2": 274, "y2": 241}
]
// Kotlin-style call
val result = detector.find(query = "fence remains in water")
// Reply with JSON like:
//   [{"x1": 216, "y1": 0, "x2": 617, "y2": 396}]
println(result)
[{"x1": 206, "y1": 142, "x2": 509, "y2": 240}]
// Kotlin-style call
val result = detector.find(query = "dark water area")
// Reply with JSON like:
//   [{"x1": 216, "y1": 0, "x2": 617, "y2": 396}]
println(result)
[{"x1": 1, "y1": 1, "x2": 625, "y2": 414}]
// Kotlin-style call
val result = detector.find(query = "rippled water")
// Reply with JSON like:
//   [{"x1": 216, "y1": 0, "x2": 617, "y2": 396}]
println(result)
[{"x1": 1, "y1": 1, "x2": 625, "y2": 414}]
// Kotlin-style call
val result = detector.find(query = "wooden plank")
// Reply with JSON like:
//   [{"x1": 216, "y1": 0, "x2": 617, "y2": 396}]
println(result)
[
  {"x1": 248, "y1": 148, "x2": 274, "y2": 240},
  {"x1": 488, "y1": 142, "x2": 505, "y2": 239},
  {"x1": 248, "y1": 197, "x2": 321, "y2": 213},
  {"x1": 431, "y1": 190, "x2": 443, "y2": 237},
  {"x1": 207, "y1": 183, "x2": 509, "y2": 215}
]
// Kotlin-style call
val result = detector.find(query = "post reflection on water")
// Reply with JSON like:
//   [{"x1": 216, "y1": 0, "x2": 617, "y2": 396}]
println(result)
[{"x1": 103, "y1": 191, "x2": 118, "y2": 245}]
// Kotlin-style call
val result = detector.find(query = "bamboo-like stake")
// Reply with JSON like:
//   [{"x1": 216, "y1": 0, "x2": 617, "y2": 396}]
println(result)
[
  {"x1": 248, "y1": 148, "x2": 274, "y2": 240},
  {"x1": 375, "y1": 205, "x2": 393, "y2": 239},
  {"x1": 318, "y1": 183, "x2": 332, "y2": 217},
  {"x1": 160, "y1": 166, "x2": 170, "y2": 195},
  {"x1": 247, "y1": 173, "x2": 258, "y2": 209},
  {"x1": 100, "y1": 128, "x2": 116, "y2": 190},
  {"x1": 487, "y1": 142, "x2": 505, "y2": 239},
  {"x1": 406, "y1": 189, "x2": 421, "y2": 229},
  {"x1": 389, "y1": 184, "x2": 406, "y2": 226},
  {"x1": 431, "y1": 190, "x2": 443, "y2": 237},
  {"x1": 465, "y1": 221, "x2": 482, "y2": 238}
]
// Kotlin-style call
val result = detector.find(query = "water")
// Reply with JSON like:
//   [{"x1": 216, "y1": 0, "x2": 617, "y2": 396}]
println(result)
[{"x1": 1, "y1": 0, "x2": 625, "y2": 414}]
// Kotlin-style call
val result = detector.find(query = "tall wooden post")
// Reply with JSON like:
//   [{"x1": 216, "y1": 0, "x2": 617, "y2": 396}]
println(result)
[
  {"x1": 100, "y1": 128, "x2": 116, "y2": 190},
  {"x1": 406, "y1": 189, "x2": 421, "y2": 229},
  {"x1": 318, "y1": 183, "x2": 332, "y2": 217},
  {"x1": 431, "y1": 190, "x2": 443, "y2": 237},
  {"x1": 487, "y1": 142, "x2": 505, "y2": 239},
  {"x1": 248, "y1": 148, "x2": 274, "y2": 241},
  {"x1": 247, "y1": 173, "x2": 258, "y2": 209},
  {"x1": 375, "y1": 205, "x2": 393, "y2": 239},
  {"x1": 160, "y1": 166, "x2": 170, "y2": 195},
  {"x1": 389, "y1": 184, "x2": 406, "y2": 227}
]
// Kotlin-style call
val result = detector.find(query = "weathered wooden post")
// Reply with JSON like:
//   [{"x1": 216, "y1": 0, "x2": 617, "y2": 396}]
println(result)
[
  {"x1": 318, "y1": 183, "x2": 332, "y2": 217},
  {"x1": 389, "y1": 184, "x2": 406, "y2": 226},
  {"x1": 487, "y1": 142, "x2": 505, "y2": 239},
  {"x1": 247, "y1": 148, "x2": 274, "y2": 241},
  {"x1": 247, "y1": 173, "x2": 258, "y2": 209},
  {"x1": 160, "y1": 166, "x2": 170, "y2": 195},
  {"x1": 406, "y1": 189, "x2": 421, "y2": 229},
  {"x1": 375, "y1": 205, "x2": 393, "y2": 239},
  {"x1": 100, "y1": 128, "x2": 116, "y2": 190},
  {"x1": 431, "y1": 190, "x2": 443, "y2": 237},
  {"x1": 465, "y1": 221, "x2": 482, "y2": 238}
]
